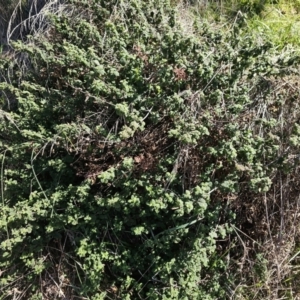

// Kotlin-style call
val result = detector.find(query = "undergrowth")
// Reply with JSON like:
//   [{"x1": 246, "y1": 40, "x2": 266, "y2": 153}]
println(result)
[{"x1": 1, "y1": 0, "x2": 300, "y2": 299}]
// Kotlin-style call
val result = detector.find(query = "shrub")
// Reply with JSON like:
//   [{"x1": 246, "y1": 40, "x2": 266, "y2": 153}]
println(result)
[{"x1": 1, "y1": 0, "x2": 300, "y2": 298}]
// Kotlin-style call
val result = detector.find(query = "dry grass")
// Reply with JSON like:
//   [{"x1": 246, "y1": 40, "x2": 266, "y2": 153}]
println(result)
[{"x1": 0, "y1": 0, "x2": 71, "y2": 48}]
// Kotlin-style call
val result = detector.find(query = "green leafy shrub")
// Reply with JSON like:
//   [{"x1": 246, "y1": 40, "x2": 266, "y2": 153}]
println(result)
[{"x1": 1, "y1": 0, "x2": 300, "y2": 298}]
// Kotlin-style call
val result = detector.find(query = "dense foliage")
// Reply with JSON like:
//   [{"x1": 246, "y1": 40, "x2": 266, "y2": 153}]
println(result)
[{"x1": 1, "y1": 0, "x2": 300, "y2": 299}]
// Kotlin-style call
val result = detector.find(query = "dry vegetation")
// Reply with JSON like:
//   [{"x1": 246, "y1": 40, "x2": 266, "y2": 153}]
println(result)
[{"x1": 227, "y1": 75, "x2": 300, "y2": 299}]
